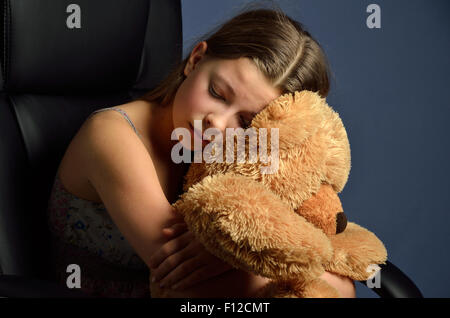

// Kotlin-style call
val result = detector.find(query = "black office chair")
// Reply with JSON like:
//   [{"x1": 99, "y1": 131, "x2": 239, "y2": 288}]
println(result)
[
  {"x1": 0, "y1": 0, "x2": 181, "y2": 298},
  {"x1": 0, "y1": 0, "x2": 422, "y2": 298}
]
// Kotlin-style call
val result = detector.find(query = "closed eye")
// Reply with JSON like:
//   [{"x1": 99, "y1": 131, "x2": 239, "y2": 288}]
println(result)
[
  {"x1": 209, "y1": 83, "x2": 225, "y2": 102},
  {"x1": 210, "y1": 82, "x2": 253, "y2": 128}
]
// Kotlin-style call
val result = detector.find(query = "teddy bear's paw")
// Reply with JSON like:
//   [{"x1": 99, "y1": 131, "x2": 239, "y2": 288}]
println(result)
[{"x1": 325, "y1": 222, "x2": 388, "y2": 280}]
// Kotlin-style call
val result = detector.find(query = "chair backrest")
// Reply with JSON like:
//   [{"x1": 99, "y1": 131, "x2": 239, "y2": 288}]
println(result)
[{"x1": 0, "y1": 0, "x2": 182, "y2": 281}]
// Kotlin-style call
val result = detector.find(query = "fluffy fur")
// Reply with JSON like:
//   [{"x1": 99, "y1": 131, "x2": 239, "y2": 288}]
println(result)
[{"x1": 150, "y1": 90, "x2": 387, "y2": 297}]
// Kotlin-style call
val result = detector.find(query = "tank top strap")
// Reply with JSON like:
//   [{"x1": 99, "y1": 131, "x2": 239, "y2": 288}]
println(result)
[{"x1": 90, "y1": 107, "x2": 142, "y2": 139}]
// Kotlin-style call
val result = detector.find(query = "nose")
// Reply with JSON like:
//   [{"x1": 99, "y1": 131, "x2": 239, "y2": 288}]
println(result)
[
  {"x1": 336, "y1": 212, "x2": 347, "y2": 234},
  {"x1": 204, "y1": 112, "x2": 228, "y2": 133}
]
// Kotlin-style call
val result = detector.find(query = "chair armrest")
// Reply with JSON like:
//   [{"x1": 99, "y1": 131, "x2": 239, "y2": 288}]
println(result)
[
  {"x1": 357, "y1": 261, "x2": 423, "y2": 298},
  {"x1": 0, "y1": 274, "x2": 93, "y2": 298}
]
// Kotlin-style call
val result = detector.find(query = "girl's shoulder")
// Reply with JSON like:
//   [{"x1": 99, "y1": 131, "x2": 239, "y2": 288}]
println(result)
[
  {"x1": 87, "y1": 100, "x2": 152, "y2": 143},
  {"x1": 57, "y1": 100, "x2": 153, "y2": 204}
]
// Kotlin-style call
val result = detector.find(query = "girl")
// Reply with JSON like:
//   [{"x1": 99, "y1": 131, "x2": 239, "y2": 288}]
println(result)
[{"x1": 47, "y1": 7, "x2": 355, "y2": 298}]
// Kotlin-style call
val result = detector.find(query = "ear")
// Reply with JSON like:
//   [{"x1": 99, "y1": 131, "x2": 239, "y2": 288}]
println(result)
[
  {"x1": 184, "y1": 41, "x2": 208, "y2": 76},
  {"x1": 295, "y1": 184, "x2": 347, "y2": 235}
]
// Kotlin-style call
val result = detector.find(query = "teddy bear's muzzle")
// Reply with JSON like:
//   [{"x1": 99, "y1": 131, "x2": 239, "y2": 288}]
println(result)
[{"x1": 336, "y1": 212, "x2": 347, "y2": 234}]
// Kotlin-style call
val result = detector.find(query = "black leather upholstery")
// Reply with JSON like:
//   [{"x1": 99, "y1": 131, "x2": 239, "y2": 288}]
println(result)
[
  {"x1": 0, "y1": 0, "x2": 423, "y2": 298},
  {"x1": 0, "y1": 0, "x2": 181, "y2": 284}
]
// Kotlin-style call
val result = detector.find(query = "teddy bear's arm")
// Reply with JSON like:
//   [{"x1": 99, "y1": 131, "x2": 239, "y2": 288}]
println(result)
[
  {"x1": 172, "y1": 172, "x2": 334, "y2": 282},
  {"x1": 324, "y1": 222, "x2": 388, "y2": 281}
]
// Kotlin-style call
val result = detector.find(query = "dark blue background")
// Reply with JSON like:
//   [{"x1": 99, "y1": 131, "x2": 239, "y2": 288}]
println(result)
[{"x1": 181, "y1": 0, "x2": 450, "y2": 297}]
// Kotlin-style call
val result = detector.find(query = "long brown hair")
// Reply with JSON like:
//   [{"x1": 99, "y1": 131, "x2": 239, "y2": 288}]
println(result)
[{"x1": 135, "y1": 6, "x2": 332, "y2": 107}]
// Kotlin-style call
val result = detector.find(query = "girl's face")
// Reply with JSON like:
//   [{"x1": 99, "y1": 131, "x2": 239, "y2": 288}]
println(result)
[{"x1": 172, "y1": 41, "x2": 281, "y2": 151}]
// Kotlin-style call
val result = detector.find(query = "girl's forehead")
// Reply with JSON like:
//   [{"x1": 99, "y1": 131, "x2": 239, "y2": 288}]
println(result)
[
  {"x1": 208, "y1": 58, "x2": 280, "y2": 111},
  {"x1": 209, "y1": 57, "x2": 258, "y2": 77}
]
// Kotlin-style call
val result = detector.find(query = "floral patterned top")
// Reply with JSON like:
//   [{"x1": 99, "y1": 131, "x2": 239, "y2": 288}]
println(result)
[{"x1": 46, "y1": 107, "x2": 150, "y2": 298}]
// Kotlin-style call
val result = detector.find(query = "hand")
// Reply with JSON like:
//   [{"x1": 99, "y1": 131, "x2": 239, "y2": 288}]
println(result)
[
  {"x1": 149, "y1": 222, "x2": 234, "y2": 290},
  {"x1": 320, "y1": 271, "x2": 356, "y2": 298}
]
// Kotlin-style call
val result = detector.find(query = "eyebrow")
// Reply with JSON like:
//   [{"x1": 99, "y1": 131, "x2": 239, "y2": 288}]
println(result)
[
  {"x1": 212, "y1": 73, "x2": 235, "y2": 98},
  {"x1": 212, "y1": 73, "x2": 258, "y2": 116}
]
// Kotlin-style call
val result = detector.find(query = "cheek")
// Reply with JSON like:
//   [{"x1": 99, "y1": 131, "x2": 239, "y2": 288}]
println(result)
[
  {"x1": 172, "y1": 77, "x2": 208, "y2": 150},
  {"x1": 175, "y1": 75, "x2": 209, "y2": 115},
  {"x1": 172, "y1": 82, "x2": 192, "y2": 128}
]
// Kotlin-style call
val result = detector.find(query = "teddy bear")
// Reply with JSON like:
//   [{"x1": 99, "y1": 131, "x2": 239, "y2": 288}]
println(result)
[{"x1": 150, "y1": 90, "x2": 387, "y2": 298}]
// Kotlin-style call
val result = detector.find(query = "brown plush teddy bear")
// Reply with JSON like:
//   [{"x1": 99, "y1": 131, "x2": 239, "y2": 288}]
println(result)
[{"x1": 150, "y1": 90, "x2": 387, "y2": 298}]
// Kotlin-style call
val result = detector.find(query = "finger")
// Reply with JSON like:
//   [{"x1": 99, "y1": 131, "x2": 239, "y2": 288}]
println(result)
[
  {"x1": 320, "y1": 271, "x2": 354, "y2": 297},
  {"x1": 171, "y1": 256, "x2": 234, "y2": 290},
  {"x1": 170, "y1": 262, "x2": 231, "y2": 291},
  {"x1": 153, "y1": 242, "x2": 199, "y2": 283},
  {"x1": 158, "y1": 255, "x2": 204, "y2": 288},
  {"x1": 169, "y1": 208, "x2": 185, "y2": 223},
  {"x1": 148, "y1": 230, "x2": 193, "y2": 269},
  {"x1": 162, "y1": 223, "x2": 188, "y2": 239}
]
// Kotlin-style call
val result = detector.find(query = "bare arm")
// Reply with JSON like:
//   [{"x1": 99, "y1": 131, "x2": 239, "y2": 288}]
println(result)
[{"x1": 80, "y1": 114, "x2": 181, "y2": 268}]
